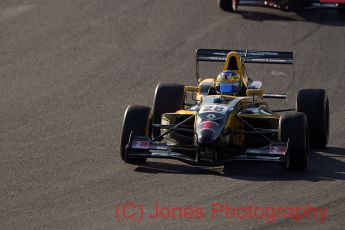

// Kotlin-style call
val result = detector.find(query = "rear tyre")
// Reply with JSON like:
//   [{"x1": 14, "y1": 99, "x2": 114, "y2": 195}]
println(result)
[
  {"x1": 282, "y1": 0, "x2": 302, "y2": 11},
  {"x1": 120, "y1": 105, "x2": 151, "y2": 163},
  {"x1": 219, "y1": 0, "x2": 238, "y2": 12},
  {"x1": 152, "y1": 83, "x2": 185, "y2": 139},
  {"x1": 297, "y1": 89, "x2": 329, "y2": 148},
  {"x1": 339, "y1": 4, "x2": 345, "y2": 15},
  {"x1": 279, "y1": 112, "x2": 309, "y2": 171}
]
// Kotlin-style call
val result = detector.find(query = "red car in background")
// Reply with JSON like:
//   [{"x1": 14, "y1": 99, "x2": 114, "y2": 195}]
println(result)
[
  {"x1": 218, "y1": 0, "x2": 345, "y2": 13},
  {"x1": 321, "y1": 0, "x2": 345, "y2": 13}
]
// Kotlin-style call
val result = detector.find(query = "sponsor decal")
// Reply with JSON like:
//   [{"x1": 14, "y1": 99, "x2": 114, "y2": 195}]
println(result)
[
  {"x1": 200, "y1": 120, "x2": 220, "y2": 128},
  {"x1": 132, "y1": 141, "x2": 149, "y2": 149},
  {"x1": 269, "y1": 145, "x2": 287, "y2": 155},
  {"x1": 198, "y1": 120, "x2": 220, "y2": 133},
  {"x1": 249, "y1": 58, "x2": 291, "y2": 63},
  {"x1": 198, "y1": 112, "x2": 224, "y2": 121},
  {"x1": 214, "y1": 52, "x2": 229, "y2": 56},
  {"x1": 153, "y1": 145, "x2": 167, "y2": 150},
  {"x1": 248, "y1": 52, "x2": 279, "y2": 56},
  {"x1": 200, "y1": 56, "x2": 226, "y2": 61},
  {"x1": 206, "y1": 114, "x2": 217, "y2": 120}
]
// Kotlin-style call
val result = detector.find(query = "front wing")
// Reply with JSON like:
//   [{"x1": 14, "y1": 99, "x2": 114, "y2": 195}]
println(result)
[{"x1": 125, "y1": 133, "x2": 289, "y2": 166}]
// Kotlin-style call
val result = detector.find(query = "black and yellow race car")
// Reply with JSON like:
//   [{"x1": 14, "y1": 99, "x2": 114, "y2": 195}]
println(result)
[{"x1": 120, "y1": 49, "x2": 329, "y2": 171}]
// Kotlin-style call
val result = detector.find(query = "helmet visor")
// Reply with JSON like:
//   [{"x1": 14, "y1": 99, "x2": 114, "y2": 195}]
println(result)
[{"x1": 219, "y1": 82, "x2": 240, "y2": 93}]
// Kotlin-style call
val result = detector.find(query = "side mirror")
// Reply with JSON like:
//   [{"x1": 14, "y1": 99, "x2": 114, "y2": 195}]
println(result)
[
  {"x1": 248, "y1": 81, "x2": 262, "y2": 89},
  {"x1": 246, "y1": 89, "x2": 264, "y2": 96}
]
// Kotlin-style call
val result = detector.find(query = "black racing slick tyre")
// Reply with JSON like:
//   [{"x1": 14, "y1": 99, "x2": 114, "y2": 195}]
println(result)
[
  {"x1": 218, "y1": 0, "x2": 238, "y2": 12},
  {"x1": 338, "y1": 4, "x2": 345, "y2": 15},
  {"x1": 120, "y1": 105, "x2": 151, "y2": 163},
  {"x1": 152, "y1": 83, "x2": 185, "y2": 139},
  {"x1": 297, "y1": 89, "x2": 329, "y2": 148},
  {"x1": 279, "y1": 112, "x2": 309, "y2": 171},
  {"x1": 282, "y1": 0, "x2": 302, "y2": 11}
]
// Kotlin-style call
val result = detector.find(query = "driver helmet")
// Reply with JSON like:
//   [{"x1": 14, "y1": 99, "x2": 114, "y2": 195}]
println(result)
[{"x1": 215, "y1": 70, "x2": 242, "y2": 95}]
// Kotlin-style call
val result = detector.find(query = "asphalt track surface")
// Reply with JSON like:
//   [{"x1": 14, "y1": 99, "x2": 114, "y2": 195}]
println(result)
[{"x1": 1, "y1": 0, "x2": 345, "y2": 229}]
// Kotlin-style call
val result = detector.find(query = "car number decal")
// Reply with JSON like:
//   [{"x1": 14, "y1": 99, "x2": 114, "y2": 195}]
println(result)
[{"x1": 200, "y1": 105, "x2": 227, "y2": 114}]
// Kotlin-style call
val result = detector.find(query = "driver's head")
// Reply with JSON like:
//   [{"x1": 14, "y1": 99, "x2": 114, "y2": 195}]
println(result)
[{"x1": 215, "y1": 70, "x2": 242, "y2": 95}]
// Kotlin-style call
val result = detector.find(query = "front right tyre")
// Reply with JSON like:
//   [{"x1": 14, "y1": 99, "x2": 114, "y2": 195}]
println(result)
[
  {"x1": 152, "y1": 83, "x2": 185, "y2": 139},
  {"x1": 297, "y1": 89, "x2": 329, "y2": 148}
]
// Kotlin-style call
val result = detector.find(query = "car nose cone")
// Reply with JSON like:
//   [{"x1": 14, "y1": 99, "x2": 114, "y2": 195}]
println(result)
[{"x1": 198, "y1": 129, "x2": 215, "y2": 144}]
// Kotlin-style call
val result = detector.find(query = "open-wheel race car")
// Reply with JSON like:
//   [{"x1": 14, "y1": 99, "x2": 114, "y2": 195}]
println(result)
[{"x1": 120, "y1": 49, "x2": 329, "y2": 171}]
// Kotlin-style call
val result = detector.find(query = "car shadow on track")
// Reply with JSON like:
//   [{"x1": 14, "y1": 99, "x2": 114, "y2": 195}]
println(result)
[
  {"x1": 237, "y1": 7, "x2": 345, "y2": 27},
  {"x1": 223, "y1": 147, "x2": 345, "y2": 181},
  {"x1": 134, "y1": 161, "x2": 224, "y2": 176},
  {"x1": 134, "y1": 146, "x2": 345, "y2": 181}
]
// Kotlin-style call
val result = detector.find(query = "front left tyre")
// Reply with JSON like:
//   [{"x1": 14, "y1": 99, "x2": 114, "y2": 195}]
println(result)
[
  {"x1": 120, "y1": 105, "x2": 152, "y2": 163},
  {"x1": 279, "y1": 112, "x2": 309, "y2": 171}
]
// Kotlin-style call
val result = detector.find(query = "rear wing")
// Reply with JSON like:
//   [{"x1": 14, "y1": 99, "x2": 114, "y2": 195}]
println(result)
[{"x1": 196, "y1": 49, "x2": 294, "y2": 81}]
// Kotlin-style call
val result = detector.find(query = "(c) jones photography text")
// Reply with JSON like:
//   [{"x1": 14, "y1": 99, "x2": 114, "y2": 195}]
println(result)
[{"x1": 115, "y1": 201, "x2": 328, "y2": 224}]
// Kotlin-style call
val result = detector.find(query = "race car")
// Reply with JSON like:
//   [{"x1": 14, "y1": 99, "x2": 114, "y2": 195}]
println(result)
[
  {"x1": 218, "y1": 0, "x2": 345, "y2": 13},
  {"x1": 120, "y1": 49, "x2": 329, "y2": 171}
]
